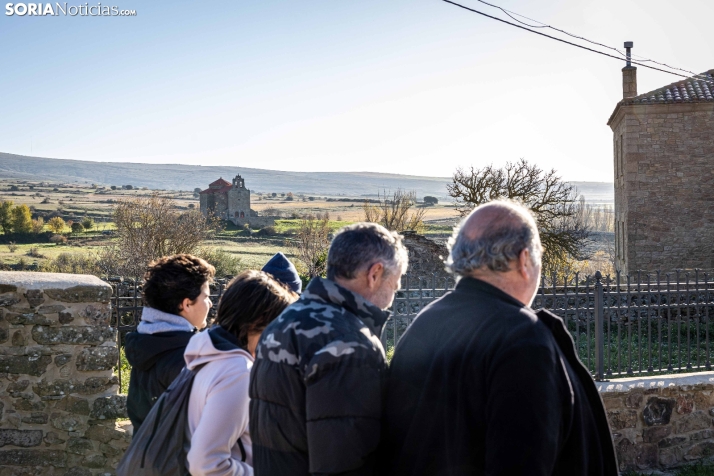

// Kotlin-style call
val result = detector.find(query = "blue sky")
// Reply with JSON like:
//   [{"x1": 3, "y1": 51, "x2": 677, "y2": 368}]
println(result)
[{"x1": 1, "y1": 0, "x2": 712, "y2": 181}]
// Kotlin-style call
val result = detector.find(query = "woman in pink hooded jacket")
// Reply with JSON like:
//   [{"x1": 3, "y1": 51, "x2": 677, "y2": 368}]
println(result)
[{"x1": 183, "y1": 270, "x2": 298, "y2": 476}]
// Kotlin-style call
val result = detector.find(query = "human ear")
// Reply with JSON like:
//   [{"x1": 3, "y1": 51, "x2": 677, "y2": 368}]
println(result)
[
  {"x1": 178, "y1": 297, "x2": 192, "y2": 316},
  {"x1": 518, "y1": 249, "x2": 531, "y2": 279},
  {"x1": 366, "y1": 262, "x2": 384, "y2": 290}
]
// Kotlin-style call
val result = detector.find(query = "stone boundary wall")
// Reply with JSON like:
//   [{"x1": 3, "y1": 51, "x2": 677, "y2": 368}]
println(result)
[
  {"x1": 0, "y1": 271, "x2": 130, "y2": 476},
  {"x1": 600, "y1": 371, "x2": 714, "y2": 472}
]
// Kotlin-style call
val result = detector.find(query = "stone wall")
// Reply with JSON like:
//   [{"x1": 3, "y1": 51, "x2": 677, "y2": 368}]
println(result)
[
  {"x1": 600, "y1": 372, "x2": 714, "y2": 472},
  {"x1": 0, "y1": 272, "x2": 130, "y2": 476},
  {"x1": 609, "y1": 102, "x2": 714, "y2": 274}
]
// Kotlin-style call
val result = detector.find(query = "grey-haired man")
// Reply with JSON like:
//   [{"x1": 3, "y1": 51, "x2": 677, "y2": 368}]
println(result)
[
  {"x1": 380, "y1": 200, "x2": 618, "y2": 476},
  {"x1": 250, "y1": 222, "x2": 408, "y2": 476}
]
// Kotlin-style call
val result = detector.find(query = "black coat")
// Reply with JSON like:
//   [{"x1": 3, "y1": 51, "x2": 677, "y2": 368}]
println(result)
[
  {"x1": 379, "y1": 277, "x2": 618, "y2": 476},
  {"x1": 124, "y1": 330, "x2": 194, "y2": 432},
  {"x1": 249, "y1": 277, "x2": 389, "y2": 476}
]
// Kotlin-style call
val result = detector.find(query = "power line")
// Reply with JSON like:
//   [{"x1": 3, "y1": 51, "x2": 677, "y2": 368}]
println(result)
[
  {"x1": 442, "y1": 0, "x2": 713, "y2": 86},
  {"x1": 471, "y1": 0, "x2": 710, "y2": 82}
]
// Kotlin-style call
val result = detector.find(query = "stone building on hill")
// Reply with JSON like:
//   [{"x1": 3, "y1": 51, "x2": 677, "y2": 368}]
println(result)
[
  {"x1": 199, "y1": 175, "x2": 274, "y2": 227},
  {"x1": 608, "y1": 46, "x2": 714, "y2": 274}
]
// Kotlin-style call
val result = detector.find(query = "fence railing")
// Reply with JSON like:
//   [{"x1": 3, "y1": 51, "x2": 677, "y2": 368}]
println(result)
[
  {"x1": 106, "y1": 269, "x2": 714, "y2": 383},
  {"x1": 383, "y1": 270, "x2": 714, "y2": 381}
]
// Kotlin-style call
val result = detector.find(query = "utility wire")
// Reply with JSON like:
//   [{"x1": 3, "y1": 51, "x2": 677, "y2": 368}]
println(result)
[
  {"x1": 443, "y1": 0, "x2": 713, "y2": 86},
  {"x1": 472, "y1": 0, "x2": 710, "y2": 82}
]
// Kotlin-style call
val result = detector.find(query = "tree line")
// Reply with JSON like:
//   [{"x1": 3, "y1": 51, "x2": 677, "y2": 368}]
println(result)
[{"x1": 0, "y1": 200, "x2": 96, "y2": 236}]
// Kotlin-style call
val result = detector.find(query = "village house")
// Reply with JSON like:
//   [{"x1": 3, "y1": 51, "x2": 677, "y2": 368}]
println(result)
[
  {"x1": 608, "y1": 44, "x2": 714, "y2": 274},
  {"x1": 199, "y1": 175, "x2": 274, "y2": 227}
]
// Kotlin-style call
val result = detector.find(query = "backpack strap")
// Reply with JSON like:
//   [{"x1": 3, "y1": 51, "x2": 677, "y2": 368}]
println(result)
[{"x1": 237, "y1": 438, "x2": 246, "y2": 462}]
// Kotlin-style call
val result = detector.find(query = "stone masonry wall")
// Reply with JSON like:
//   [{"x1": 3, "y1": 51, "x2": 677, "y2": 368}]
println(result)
[
  {"x1": 610, "y1": 102, "x2": 714, "y2": 274},
  {"x1": 0, "y1": 272, "x2": 130, "y2": 476},
  {"x1": 600, "y1": 372, "x2": 714, "y2": 472}
]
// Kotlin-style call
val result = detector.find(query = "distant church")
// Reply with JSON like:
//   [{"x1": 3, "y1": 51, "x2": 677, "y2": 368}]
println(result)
[
  {"x1": 608, "y1": 43, "x2": 714, "y2": 273},
  {"x1": 199, "y1": 175, "x2": 274, "y2": 227}
]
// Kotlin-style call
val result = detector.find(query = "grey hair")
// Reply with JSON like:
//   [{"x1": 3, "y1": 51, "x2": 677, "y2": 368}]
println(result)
[
  {"x1": 445, "y1": 201, "x2": 542, "y2": 277},
  {"x1": 327, "y1": 222, "x2": 409, "y2": 281}
]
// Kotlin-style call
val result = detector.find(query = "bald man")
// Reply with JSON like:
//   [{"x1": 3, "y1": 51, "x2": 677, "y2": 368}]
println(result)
[{"x1": 379, "y1": 200, "x2": 617, "y2": 476}]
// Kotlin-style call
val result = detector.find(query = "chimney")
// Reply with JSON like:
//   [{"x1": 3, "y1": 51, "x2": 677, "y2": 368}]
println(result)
[{"x1": 622, "y1": 41, "x2": 637, "y2": 99}]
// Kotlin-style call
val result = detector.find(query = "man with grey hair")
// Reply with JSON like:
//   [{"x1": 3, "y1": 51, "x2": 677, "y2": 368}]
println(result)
[
  {"x1": 250, "y1": 222, "x2": 408, "y2": 476},
  {"x1": 380, "y1": 200, "x2": 617, "y2": 475}
]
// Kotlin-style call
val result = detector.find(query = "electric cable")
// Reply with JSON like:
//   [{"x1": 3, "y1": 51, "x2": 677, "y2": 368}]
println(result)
[
  {"x1": 472, "y1": 0, "x2": 710, "y2": 82},
  {"x1": 443, "y1": 0, "x2": 714, "y2": 87}
]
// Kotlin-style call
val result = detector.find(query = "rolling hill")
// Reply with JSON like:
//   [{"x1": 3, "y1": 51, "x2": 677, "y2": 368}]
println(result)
[{"x1": 0, "y1": 152, "x2": 613, "y2": 202}]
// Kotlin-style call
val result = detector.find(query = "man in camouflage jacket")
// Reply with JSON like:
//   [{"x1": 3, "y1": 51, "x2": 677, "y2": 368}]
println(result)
[{"x1": 249, "y1": 223, "x2": 408, "y2": 476}]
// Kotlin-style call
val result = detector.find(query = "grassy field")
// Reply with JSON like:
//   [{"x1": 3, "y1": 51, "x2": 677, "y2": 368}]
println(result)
[{"x1": 0, "y1": 178, "x2": 460, "y2": 273}]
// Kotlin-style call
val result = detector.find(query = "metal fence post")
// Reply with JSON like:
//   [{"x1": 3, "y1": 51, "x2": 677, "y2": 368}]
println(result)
[{"x1": 594, "y1": 271, "x2": 605, "y2": 381}]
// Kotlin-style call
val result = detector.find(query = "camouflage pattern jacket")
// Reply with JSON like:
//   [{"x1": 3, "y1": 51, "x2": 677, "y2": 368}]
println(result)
[{"x1": 249, "y1": 277, "x2": 389, "y2": 476}]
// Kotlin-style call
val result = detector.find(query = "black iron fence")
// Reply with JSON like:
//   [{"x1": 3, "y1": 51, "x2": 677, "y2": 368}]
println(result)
[
  {"x1": 106, "y1": 270, "x2": 714, "y2": 384},
  {"x1": 384, "y1": 270, "x2": 714, "y2": 381}
]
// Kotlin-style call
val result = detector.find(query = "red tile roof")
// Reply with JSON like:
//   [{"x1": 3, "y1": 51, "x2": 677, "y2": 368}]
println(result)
[{"x1": 209, "y1": 178, "x2": 231, "y2": 187}]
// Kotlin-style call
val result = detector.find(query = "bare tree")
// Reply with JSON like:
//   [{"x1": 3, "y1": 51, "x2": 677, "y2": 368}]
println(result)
[
  {"x1": 291, "y1": 217, "x2": 331, "y2": 279},
  {"x1": 103, "y1": 193, "x2": 220, "y2": 277},
  {"x1": 363, "y1": 189, "x2": 426, "y2": 233},
  {"x1": 447, "y1": 159, "x2": 591, "y2": 273}
]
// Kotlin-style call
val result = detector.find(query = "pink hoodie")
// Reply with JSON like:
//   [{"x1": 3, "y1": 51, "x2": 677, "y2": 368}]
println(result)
[{"x1": 184, "y1": 329, "x2": 254, "y2": 476}]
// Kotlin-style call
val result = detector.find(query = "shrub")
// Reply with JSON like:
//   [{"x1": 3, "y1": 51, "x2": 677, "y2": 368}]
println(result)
[
  {"x1": 197, "y1": 247, "x2": 243, "y2": 278},
  {"x1": 71, "y1": 222, "x2": 84, "y2": 233},
  {"x1": 31, "y1": 217, "x2": 44, "y2": 234},
  {"x1": 40, "y1": 252, "x2": 100, "y2": 275},
  {"x1": 50, "y1": 234, "x2": 68, "y2": 245},
  {"x1": 7, "y1": 242, "x2": 17, "y2": 253},
  {"x1": 81, "y1": 217, "x2": 94, "y2": 231},
  {"x1": 256, "y1": 226, "x2": 277, "y2": 236},
  {"x1": 26, "y1": 246, "x2": 45, "y2": 258},
  {"x1": 47, "y1": 216, "x2": 66, "y2": 234},
  {"x1": 41, "y1": 197, "x2": 51, "y2": 204}
]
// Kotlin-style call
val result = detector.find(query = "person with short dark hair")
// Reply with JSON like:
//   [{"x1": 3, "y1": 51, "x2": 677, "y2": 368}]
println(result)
[
  {"x1": 379, "y1": 200, "x2": 618, "y2": 475},
  {"x1": 125, "y1": 254, "x2": 215, "y2": 432},
  {"x1": 184, "y1": 270, "x2": 298, "y2": 476},
  {"x1": 250, "y1": 222, "x2": 409, "y2": 476}
]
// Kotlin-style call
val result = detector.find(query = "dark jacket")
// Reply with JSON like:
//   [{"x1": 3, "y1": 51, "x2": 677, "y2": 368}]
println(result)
[
  {"x1": 379, "y1": 277, "x2": 618, "y2": 476},
  {"x1": 124, "y1": 330, "x2": 194, "y2": 431},
  {"x1": 249, "y1": 277, "x2": 389, "y2": 476}
]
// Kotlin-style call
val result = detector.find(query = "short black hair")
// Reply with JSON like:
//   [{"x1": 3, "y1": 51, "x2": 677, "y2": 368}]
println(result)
[
  {"x1": 216, "y1": 270, "x2": 297, "y2": 347},
  {"x1": 143, "y1": 254, "x2": 215, "y2": 315}
]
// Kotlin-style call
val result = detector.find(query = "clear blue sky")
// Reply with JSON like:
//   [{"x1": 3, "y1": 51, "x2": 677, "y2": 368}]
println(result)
[{"x1": 1, "y1": 0, "x2": 712, "y2": 182}]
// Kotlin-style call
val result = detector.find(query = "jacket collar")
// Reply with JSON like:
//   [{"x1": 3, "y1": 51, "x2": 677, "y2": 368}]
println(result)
[
  {"x1": 455, "y1": 277, "x2": 528, "y2": 309},
  {"x1": 137, "y1": 306, "x2": 196, "y2": 335},
  {"x1": 302, "y1": 277, "x2": 389, "y2": 336}
]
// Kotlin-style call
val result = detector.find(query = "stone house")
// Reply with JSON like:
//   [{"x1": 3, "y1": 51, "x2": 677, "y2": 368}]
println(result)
[
  {"x1": 199, "y1": 175, "x2": 274, "y2": 227},
  {"x1": 608, "y1": 54, "x2": 714, "y2": 274}
]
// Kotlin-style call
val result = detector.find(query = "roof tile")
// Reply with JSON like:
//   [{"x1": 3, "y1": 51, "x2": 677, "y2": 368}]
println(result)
[{"x1": 629, "y1": 69, "x2": 714, "y2": 105}]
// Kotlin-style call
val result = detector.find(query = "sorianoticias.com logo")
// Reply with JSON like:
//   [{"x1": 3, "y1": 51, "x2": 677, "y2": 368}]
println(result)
[{"x1": 5, "y1": 3, "x2": 137, "y2": 16}]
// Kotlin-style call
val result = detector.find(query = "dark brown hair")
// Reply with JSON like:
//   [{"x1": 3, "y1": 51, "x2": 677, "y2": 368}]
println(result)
[
  {"x1": 143, "y1": 254, "x2": 215, "y2": 315},
  {"x1": 216, "y1": 270, "x2": 298, "y2": 347}
]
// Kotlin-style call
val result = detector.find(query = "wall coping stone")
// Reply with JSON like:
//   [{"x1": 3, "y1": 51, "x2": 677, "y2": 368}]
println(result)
[
  {"x1": 597, "y1": 371, "x2": 714, "y2": 394},
  {"x1": 0, "y1": 272, "x2": 110, "y2": 291}
]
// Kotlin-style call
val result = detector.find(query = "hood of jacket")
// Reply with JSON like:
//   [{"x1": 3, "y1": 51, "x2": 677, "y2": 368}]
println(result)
[
  {"x1": 137, "y1": 307, "x2": 195, "y2": 335},
  {"x1": 184, "y1": 325, "x2": 254, "y2": 370},
  {"x1": 124, "y1": 330, "x2": 195, "y2": 371}
]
